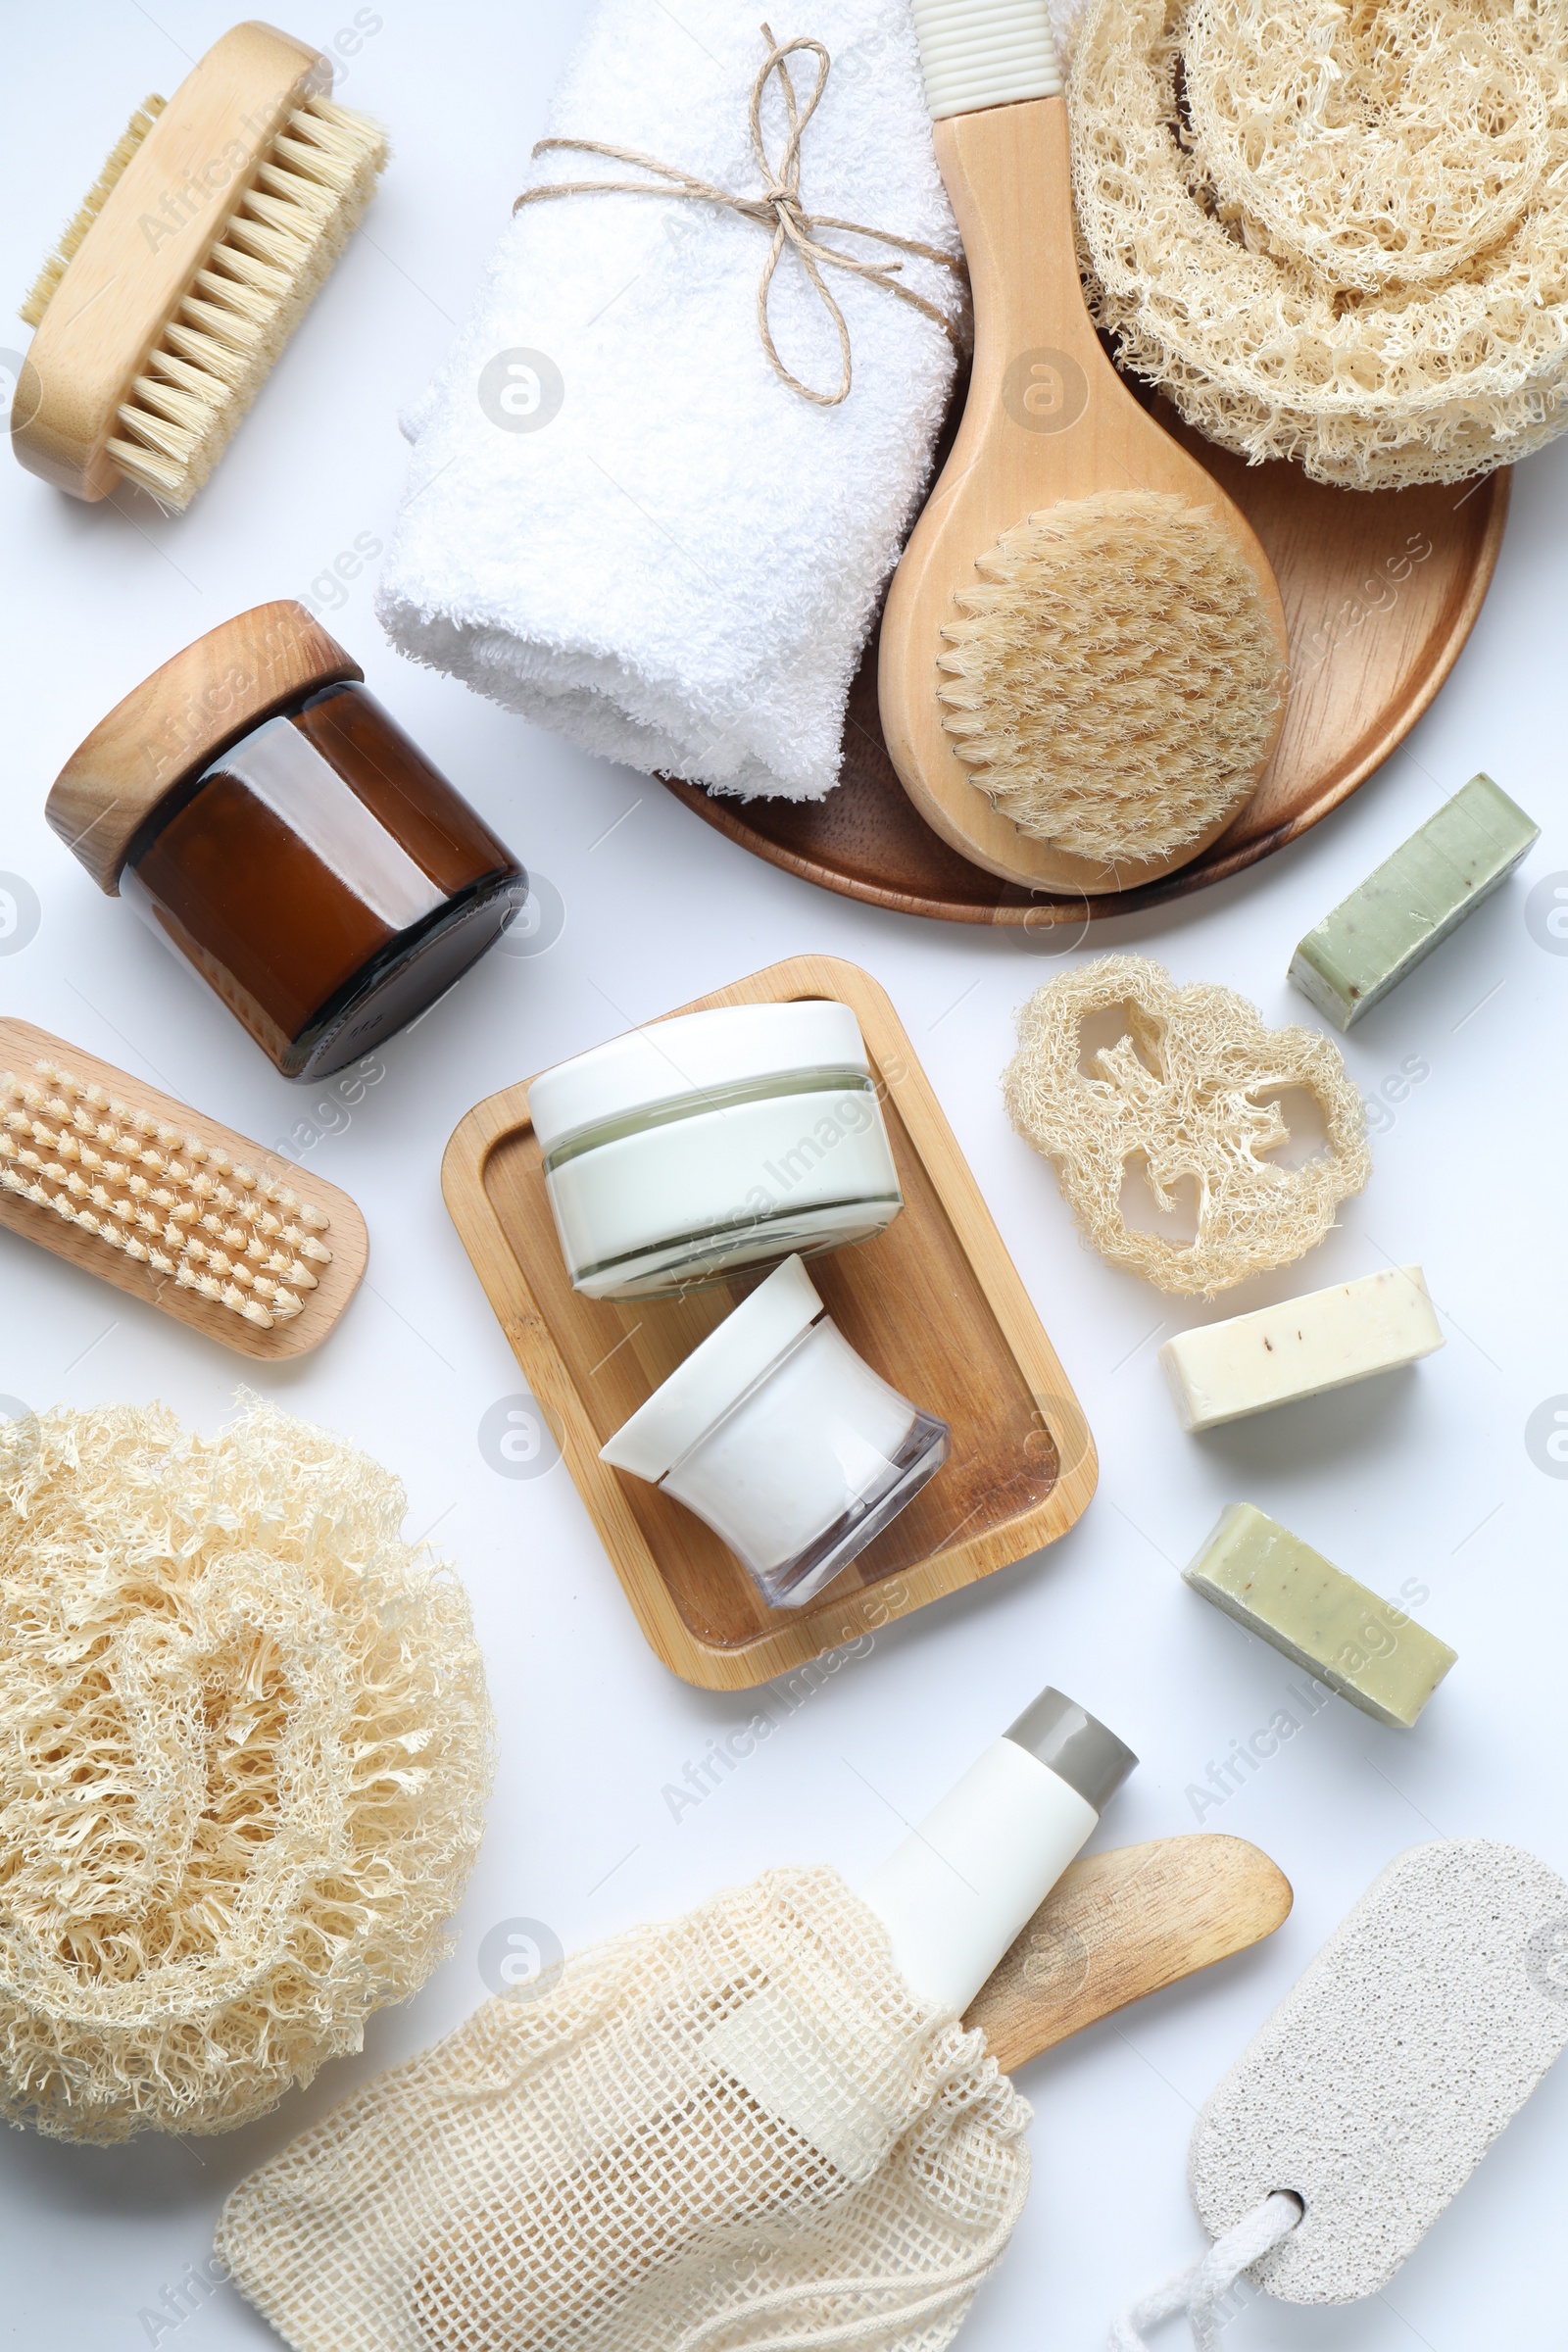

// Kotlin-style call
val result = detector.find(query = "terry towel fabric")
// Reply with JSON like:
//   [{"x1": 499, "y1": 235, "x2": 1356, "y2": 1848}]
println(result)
[{"x1": 375, "y1": 0, "x2": 965, "y2": 801}]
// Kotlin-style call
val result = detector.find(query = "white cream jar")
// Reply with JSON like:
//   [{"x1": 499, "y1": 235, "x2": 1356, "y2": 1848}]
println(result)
[
  {"x1": 600, "y1": 1255, "x2": 948, "y2": 1608},
  {"x1": 528, "y1": 1002, "x2": 903, "y2": 1300}
]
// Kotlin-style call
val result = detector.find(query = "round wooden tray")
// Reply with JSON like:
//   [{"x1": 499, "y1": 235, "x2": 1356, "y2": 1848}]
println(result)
[{"x1": 662, "y1": 405, "x2": 1510, "y2": 926}]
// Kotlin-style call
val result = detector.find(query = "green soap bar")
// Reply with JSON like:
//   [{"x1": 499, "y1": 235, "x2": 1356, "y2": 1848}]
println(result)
[
  {"x1": 1289, "y1": 772, "x2": 1539, "y2": 1030},
  {"x1": 1184, "y1": 1501, "x2": 1456, "y2": 1729}
]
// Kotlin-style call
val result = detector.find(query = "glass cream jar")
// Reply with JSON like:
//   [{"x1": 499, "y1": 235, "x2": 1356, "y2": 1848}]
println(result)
[
  {"x1": 44, "y1": 602, "x2": 525, "y2": 1080},
  {"x1": 529, "y1": 1002, "x2": 903, "y2": 1300},
  {"x1": 599, "y1": 1255, "x2": 948, "y2": 1608}
]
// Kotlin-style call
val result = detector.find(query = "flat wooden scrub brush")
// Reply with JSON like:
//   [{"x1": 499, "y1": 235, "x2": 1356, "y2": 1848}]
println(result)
[
  {"x1": 14, "y1": 20, "x2": 387, "y2": 511},
  {"x1": 879, "y1": 0, "x2": 1290, "y2": 897},
  {"x1": 0, "y1": 1017, "x2": 367, "y2": 1358}
]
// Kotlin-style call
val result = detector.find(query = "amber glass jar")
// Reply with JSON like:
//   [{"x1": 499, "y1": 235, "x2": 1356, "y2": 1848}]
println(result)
[{"x1": 47, "y1": 602, "x2": 525, "y2": 1080}]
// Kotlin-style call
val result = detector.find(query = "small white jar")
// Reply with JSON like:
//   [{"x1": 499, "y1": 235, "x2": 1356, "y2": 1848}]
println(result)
[
  {"x1": 528, "y1": 1002, "x2": 903, "y2": 1300},
  {"x1": 599, "y1": 1255, "x2": 949, "y2": 1608}
]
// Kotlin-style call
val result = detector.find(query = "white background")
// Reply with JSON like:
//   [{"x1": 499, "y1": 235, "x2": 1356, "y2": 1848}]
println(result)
[{"x1": 3, "y1": 6, "x2": 1567, "y2": 2347}]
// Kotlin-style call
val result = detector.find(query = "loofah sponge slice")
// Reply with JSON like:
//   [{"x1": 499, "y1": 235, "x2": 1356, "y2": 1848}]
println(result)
[
  {"x1": 0, "y1": 1399, "x2": 495, "y2": 2142},
  {"x1": 938, "y1": 491, "x2": 1285, "y2": 866},
  {"x1": 1069, "y1": 0, "x2": 1568, "y2": 489},
  {"x1": 1003, "y1": 956, "x2": 1370, "y2": 1295}
]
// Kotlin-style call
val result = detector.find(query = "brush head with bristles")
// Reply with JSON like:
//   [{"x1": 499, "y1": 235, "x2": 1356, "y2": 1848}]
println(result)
[
  {"x1": 0, "y1": 1057, "x2": 332, "y2": 1329},
  {"x1": 910, "y1": 0, "x2": 1062, "y2": 121},
  {"x1": 937, "y1": 490, "x2": 1285, "y2": 867},
  {"x1": 105, "y1": 94, "x2": 388, "y2": 508}
]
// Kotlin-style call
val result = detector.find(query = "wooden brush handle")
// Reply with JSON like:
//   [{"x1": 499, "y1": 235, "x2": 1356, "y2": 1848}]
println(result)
[
  {"x1": 924, "y1": 98, "x2": 1129, "y2": 537},
  {"x1": 15, "y1": 22, "x2": 328, "y2": 501},
  {"x1": 964, "y1": 1834, "x2": 1293, "y2": 2074}
]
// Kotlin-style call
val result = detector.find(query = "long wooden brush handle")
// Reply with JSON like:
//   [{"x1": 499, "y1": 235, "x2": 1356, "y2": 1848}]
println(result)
[
  {"x1": 16, "y1": 21, "x2": 327, "y2": 500},
  {"x1": 923, "y1": 97, "x2": 1130, "y2": 532},
  {"x1": 964, "y1": 1834, "x2": 1293, "y2": 2074}
]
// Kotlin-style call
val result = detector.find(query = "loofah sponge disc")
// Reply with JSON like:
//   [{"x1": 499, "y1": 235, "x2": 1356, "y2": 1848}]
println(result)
[
  {"x1": 1004, "y1": 956, "x2": 1370, "y2": 1294},
  {"x1": 1069, "y1": 0, "x2": 1568, "y2": 489},
  {"x1": 0, "y1": 1398, "x2": 495, "y2": 2142},
  {"x1": 937, "y1": 491, "x2": 1284, "y2": 866}
]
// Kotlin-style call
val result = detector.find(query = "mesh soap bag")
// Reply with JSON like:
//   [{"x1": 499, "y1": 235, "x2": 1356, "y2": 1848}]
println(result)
[{"x1": 217, "y1": 1864, "x2": 1032, "y2": 2352}]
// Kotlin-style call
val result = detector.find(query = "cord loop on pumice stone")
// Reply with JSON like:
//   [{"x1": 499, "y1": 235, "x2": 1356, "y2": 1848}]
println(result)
[
  {"x1": 1109, "y1": 2191, "x2": 1302, "y2": 2352},
  {"x1": 514, "y1": 24, "x2": 968, "y2": 405}
]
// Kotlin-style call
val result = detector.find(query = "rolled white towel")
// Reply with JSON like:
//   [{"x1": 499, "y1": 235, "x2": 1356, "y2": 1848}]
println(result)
[{"x1": 376, "y1": 0, "x2": 965, "y2": 802}]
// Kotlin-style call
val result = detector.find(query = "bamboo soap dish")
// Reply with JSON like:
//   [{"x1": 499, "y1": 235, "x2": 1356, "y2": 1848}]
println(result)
[
  {"x1": 0, "y1": 1019, "x2": 367, "y2": 1358},
  {"x1": 442, "y1": 956, "x2": 1097, "y2": 1690}
]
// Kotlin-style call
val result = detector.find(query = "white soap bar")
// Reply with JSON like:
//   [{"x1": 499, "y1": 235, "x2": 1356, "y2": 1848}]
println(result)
[{"x1": 1159, "y1": 1266, "x2": 1443, "y2": 1432}]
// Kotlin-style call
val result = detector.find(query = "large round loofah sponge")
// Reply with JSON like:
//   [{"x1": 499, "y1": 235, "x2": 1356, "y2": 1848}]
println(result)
[
  {"x1": 937, "y1": 491, "x2": 1285, "y2": 866},
  {"x1": 1069, "y1": 0, "x2": 1568, "y2": 489},
  {"x1": 1004, "y1": 956, "x2": 1370, "y2": 1294},
  {"x1": 1183, "y1": 0, "x2": 1552, "y2": 294},
  {"x1": 0, "y1": 1398, "x2": 495, "y2": 2142}
]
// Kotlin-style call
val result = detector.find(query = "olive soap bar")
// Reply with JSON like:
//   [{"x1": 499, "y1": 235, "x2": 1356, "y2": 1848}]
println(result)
[
  {"x1": 1289, "y1": 773, "x2": 1538, "y2": 1030},
  {"x1": 1159, "y1": 1265, "x2": 1443, "y2": 1431},
  {"x1": 1184, "y1": 1503, "x2": 1456, "y2": 1729}
]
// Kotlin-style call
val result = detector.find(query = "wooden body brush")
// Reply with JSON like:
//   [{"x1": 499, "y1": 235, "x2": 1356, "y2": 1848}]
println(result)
[
  {"x1": 880, "y1": 0, "x2": 1289, "y2": 895},
  {"x1": 13, "y1": 20, "x2": 386, "y2": 511}
]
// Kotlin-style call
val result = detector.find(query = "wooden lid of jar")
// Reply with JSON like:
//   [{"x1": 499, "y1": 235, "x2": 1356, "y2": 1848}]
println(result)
[{"x1": 46, "y1": 601, "x2": 363, "y2": 894}]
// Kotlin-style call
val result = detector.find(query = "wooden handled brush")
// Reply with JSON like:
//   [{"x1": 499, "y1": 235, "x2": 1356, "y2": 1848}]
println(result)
[
  {"x1": 14, "y1": 20, "x2": 386, "y2": 511},
  {"x1": 880, "y1": 0, "x2": 1290, "y2": 896}
]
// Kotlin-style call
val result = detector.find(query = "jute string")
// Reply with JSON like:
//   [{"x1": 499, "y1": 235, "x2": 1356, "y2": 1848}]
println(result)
[{"x1": 514, "y1": 24, "x2": 966, "y2": 406}]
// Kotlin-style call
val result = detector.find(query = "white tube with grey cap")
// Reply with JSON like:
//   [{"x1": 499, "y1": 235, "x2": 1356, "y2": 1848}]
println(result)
[{"x1": 859, "y1": 1687, "x2": 1138, "y2": 2015}]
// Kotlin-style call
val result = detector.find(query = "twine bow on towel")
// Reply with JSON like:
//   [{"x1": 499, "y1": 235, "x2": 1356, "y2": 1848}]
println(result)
[{"x1": 514, "y1": 24, "x2": 966, "y2": 406}]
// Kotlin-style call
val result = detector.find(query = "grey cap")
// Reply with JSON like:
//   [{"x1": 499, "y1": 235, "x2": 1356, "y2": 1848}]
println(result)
[{"x1": 1004, "y1": 1687, "x2": 1137, "y2": 1815}]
